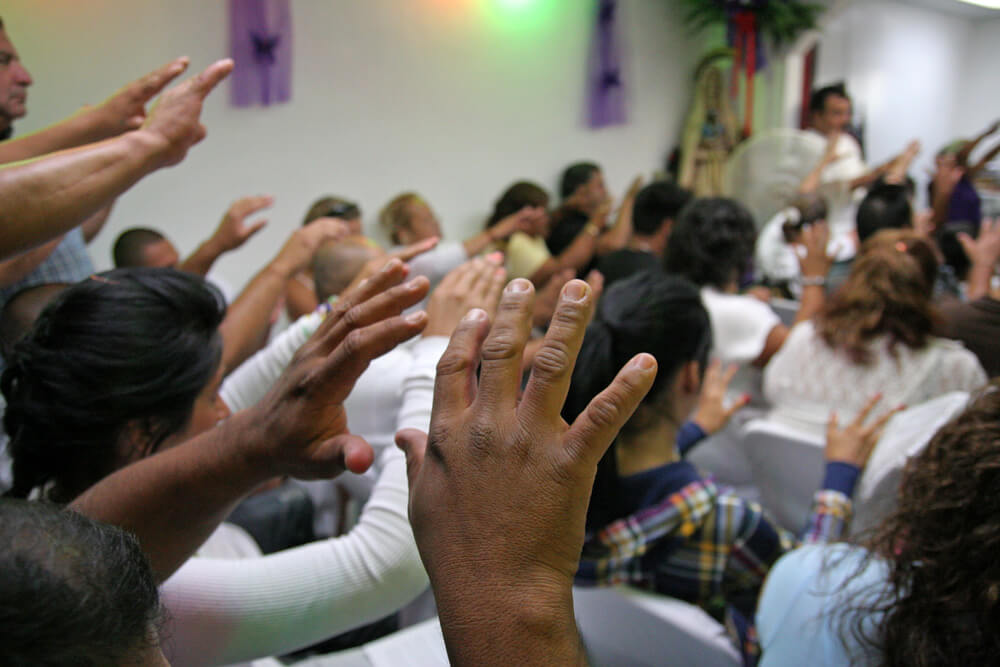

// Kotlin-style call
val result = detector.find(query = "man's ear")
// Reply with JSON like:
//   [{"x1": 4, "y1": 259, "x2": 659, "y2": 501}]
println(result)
[{"x1": 679, "y1": 359, "x2": 701, "y2": 398}]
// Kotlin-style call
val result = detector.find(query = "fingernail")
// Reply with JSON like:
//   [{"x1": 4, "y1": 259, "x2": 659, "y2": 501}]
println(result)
[
  {"x1": 507, "y1": 279, "x2": 531, "y2": 293},
  {"x1": 406, "y1": 311, "x2": 427, "y2": 324},
  {"x1": 463, "y1": 308, "x2": 488, "y2": 322},
  {"x1": 495, "y1": 267, "x2": 507, "y2": 278},
  {"x1": 632, "y1": 354, "x2": 656, "y2": 371},
  {"x1": 563, "y1": 281, "x2": 588, "y2": 302},
  {"x1": 406, "y1": 277, "x2": 424, "y2": 290},
  {"x1": 486, "y1": 251, "x2": 504, "y2": 264}
]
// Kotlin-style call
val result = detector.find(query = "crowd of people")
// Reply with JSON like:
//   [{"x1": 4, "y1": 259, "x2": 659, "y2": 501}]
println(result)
[{"x1": 2, "y1": 15, "x2": 1000, "y2": 667}]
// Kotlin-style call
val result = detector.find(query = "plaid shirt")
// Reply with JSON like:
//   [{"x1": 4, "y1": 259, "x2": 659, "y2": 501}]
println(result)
[
  {"x1": 0, "y1": 228, "x2": 94, "y2": 302},
  {"x1": 576, "y1": 460, "x2": 856, "y2": 665}
]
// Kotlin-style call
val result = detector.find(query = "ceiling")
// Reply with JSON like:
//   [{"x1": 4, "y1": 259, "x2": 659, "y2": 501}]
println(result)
[{"x1": 893, "y1": 0, "x2": 1000, "y2": 19}]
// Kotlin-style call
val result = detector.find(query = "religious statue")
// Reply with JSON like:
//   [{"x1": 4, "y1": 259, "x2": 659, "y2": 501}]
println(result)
[{"x1": 679, "y1": 64, "x2": 740, "y2": 197}]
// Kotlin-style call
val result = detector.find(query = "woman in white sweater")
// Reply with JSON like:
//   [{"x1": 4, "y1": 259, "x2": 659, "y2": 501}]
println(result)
[
  {"x1": 764, "y1": 230, "x2": 986, "y2": 436},
  {"x1": 3, "y1": 261, "x2": 504, "y2": 665}
]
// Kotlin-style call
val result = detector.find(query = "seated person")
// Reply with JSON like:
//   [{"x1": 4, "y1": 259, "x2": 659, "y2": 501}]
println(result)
[
  {"x1": 1, "y1": 266, "x2": 441, "y2": 664},
  {"x1": 568, "y1": 271, "x2": 891, "y2": 664},
  {"x1": 929, "y1": 120, "x2": 1000, "y2": 232},
  {"x1": 757, "y1": 382, "x2": 1000, "y2": 666},
  {"x1": 285, "y1": 195, "x2": 363, "y2": 320},
  {"x1": 548, "y1": 162, "x2": 640, "y2": 269},
  {"x1": 855, "y1": 178, "x2": 916, "y2": 245},
  {"x1": 485, "y1": 180, "x2": 592, "y2": 286},
  {"x1": 595, "y1": 180, "x2": 691, "y2": 287},
  {"x1": 379, "y1": 191, "x2": 536, "y2": 288},
  {"x1": 113, "y1": 194, "x2": 273, "y2": 300},
  {"x1": 764, "y1": 230, "x2": 986, "y2": 437},
  {"x1": 664, "y1": 198, "x2": 830, "y2": 376},
  {"x1": 755, "y1": 193, "x2": 828, "y2": 298},
  {"x1": 0, "y1": 498, "x2": 167, "y2": 666}
]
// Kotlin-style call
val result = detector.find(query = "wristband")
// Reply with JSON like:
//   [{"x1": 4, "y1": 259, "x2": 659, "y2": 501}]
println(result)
[
  {"x1": 801, "y1": 275, "x2": 826, "y2": 287},
  {"x1": 584, "y1": 223, "x2": 600, "y2": 237}
]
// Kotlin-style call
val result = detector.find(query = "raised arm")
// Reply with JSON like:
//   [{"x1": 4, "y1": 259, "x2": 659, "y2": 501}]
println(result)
[
  {"x1": 397, "y1": 277, "x2": 656, "y2": 666},
  {"x1": 179, "y1": 195, "x2": 272, "y2": 276},
  {"x1": 70, "y1": 260, "x2": 431, "y2": 580},
  {"x1": 595, "y1": 175, "x2": 642, "y2": 254},
  {"x1": 0, "y1": 57, "x2": 189, "y2": 164},
  {"x1": 0, "y1": 59, "x2": 233, "y2": 261},
  {"x1": 957, "y1": 119, "x2": 999, "y2": 169},
  {"x1": 217, "y1": 216, "x2": 348, "y2": 374}
]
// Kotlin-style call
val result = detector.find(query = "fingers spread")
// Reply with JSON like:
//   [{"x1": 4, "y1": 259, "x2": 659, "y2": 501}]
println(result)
[
  {"x1": 475, "y1": 279, "x2": 535, "y2": 410},
  {"x1": 309, "y1": 259, "x2": 409, "y2": 348},
  {"x1": 318, "y1": 276, "x2": 430, "y2": 356},
  {"x1": 520, "y1": 280, "x2": 595, "y2": 420},
  {"x1": 320, "y1": 311, "x2": 429, "y2": 393},
  {"x1": 435, "y1": 308, "x2": 492, "y2": 417},
  {"x1": 565, "y1": 353, "x2": 658, "y2": 466}
]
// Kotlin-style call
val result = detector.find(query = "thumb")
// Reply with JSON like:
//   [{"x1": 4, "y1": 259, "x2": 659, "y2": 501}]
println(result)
[
  {"x1": 395, "y1": 428, "x2": 428, "y2": 487},
  {"x1": 302, "y1": 434, "x2": 374, "y2": 478},
  {"x1": 957, "y1": 232, "x2": 976, "y2": 257},
  {"x1": 125, "y1": 114, "x2": 145, "y2": 129},
  {"x1": 245, "y1": 219, "x2": 268, "y2": 238}
]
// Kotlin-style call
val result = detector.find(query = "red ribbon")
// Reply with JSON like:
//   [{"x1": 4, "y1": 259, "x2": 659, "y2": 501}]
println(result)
[{"x1": 731, "y1": 10, "x2": 757, "y2": 138}]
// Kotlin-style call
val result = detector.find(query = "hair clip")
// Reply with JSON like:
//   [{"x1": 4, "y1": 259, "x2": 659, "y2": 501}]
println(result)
[{"x1": 895, "y1": 241, "x2": 908, "y2": 253}]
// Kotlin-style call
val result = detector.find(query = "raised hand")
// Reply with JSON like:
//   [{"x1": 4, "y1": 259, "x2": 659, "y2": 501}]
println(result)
[
  {"x1": 95, "y1": 57, "x2": 190, "y2": 136},
  {"x1": 423, "y1": 256, "x2": 507, "y2": 338},
  {"x1": 396, "y1": 278, "x2": 656, "y2": 665},
  {"x1": 140, "y1": 59, "x2": 234, "y2": 168},
  {"x1": 825, "y1": 394, "x2": 902, "y2": 468},
  {"x1": 253, "y1": 259, "x2": 431, "y2": 480},
  {"x1": 692, "y1": 360, "x2": 750, "y2": 435},
  {"x1": 272, "y1": 217, "x2": 350, "y2": 277},
  {"x1": 210, "y1": 195, "x2": 274, "y2": 253},
  {"x1": 797, "y1": 219, "x2": 833, "y2": 281}
]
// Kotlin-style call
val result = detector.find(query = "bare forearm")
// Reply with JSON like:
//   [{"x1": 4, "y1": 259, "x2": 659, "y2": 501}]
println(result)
[
  {"x1": 219, "y1": 262, "x2": 290, "y2": 373},
  {"x1": 966, "y1": 259, "x2": 993, "y2": 301},
  {"x1": 179, "y1": 236, "x2": 225, "y2": 276},
  {"x1": 433, "y1": 577, "x2": 587, "y2": 667},
  {"x1": 799, "y1": 165, "x2": 825, "y2": 194},
  {"x1": 971, "y1": 140, "x2": 1000, "y2": 176},
  {"x1": 70, "y1": 410, "x2": 271, "y2": 582},
  {"x1": 931, "y1": 183, "x2": 953, "y2": 226},
  {"x1": 793, "y1": 284, "x2": 826, "y2": 324},
  {"x1": 0, "y1": 108, "x2": 112, "y2": 165},
  {"x1": 0, "y1": 131, "x2": 164, "y2": 260},
  {"x1": 462, "y1": 230, "x2": 497, "y2": 258},
  {"x1": 554, "y1": 229, "x2": 598, "y2": 275},
  {"x1": 0, "y1": 237, "x2": 64, "y2": 288},
  {"x1": 596, "y1": 203, "x2": 632, "y2": 255}
]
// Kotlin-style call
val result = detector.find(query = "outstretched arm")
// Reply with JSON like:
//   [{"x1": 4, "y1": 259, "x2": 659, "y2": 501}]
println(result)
[
  {"x1": 71, "y1": 261, "x2": 430, "y2": 581},
  {"x1": 0, "y1": 59, "x2": 233, "y2": 261},
  {"x1": 180, "y1": 195, "x2": 273, "y2": 276},
  {"x1": 0, "y1": 58, "x2": 189, "y2": 165},
  {"x1": 397, "y1": 277, "x2": 657, "y2": 666}
]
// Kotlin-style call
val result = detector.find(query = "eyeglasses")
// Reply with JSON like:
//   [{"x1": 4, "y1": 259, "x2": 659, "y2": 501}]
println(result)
[{"x1": 325, "y1": 202, "x2": 360, "y2": 220}]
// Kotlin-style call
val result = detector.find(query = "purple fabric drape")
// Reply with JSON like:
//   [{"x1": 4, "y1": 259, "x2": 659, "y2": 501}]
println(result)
[
  {"x1": 229, "y1": 0, "x2": 292, "y2": 107},
  {"x1": 587, "y1": 0, "x2": 626, "y2": 128}
]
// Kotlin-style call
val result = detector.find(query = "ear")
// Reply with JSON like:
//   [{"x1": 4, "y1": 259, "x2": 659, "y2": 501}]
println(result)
[{"x1": 679, "y1": 360, "x2": 701, "y2": 397}]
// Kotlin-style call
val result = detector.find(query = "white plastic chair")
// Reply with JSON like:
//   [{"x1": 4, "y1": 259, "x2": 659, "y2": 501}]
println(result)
[
  {"x1": 743, "y1": 419, "x2": 826, "y2": 533},
  {"x1": 849, "y1": 391, "x2": 969, "y2": 538},
  {"x1": 573, "y1": 587, "x2": 741, "y2": 667}
]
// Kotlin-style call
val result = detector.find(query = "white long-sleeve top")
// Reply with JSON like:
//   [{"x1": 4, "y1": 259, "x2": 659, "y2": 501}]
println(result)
[{"x1": 160, "y1": 313, "x2": 447, "y2": 666}]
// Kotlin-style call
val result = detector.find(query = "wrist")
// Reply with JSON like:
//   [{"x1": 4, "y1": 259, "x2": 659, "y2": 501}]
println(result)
[
  {"x1": 800, "y1": 274, "x2": 827, "y2": 288},
  {"x1": 211, "y1": 410, "x2": 275, "y2": 490},
  {"x1": 126, "y1": 129, "x2": 172, "y2": 173}
]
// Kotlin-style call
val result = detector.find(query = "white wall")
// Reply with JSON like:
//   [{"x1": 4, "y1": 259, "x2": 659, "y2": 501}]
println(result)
[
  {"x1": 955, "y1": 17, "x2": 1000, "y2": 145},
  {"x1": 2, "y1": 0, "x2": 700, "y2": 291},
  {"x1": 813, "y1": 0, "x2": 974, "y2": 202}
]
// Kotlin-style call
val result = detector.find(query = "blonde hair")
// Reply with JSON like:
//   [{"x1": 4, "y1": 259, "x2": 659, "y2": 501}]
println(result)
[{"x1": 379, "y1": 193, "x2": 423, "y2": 244}]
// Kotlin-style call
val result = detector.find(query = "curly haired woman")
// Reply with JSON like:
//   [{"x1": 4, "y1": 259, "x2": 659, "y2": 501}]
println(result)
[{"x1": 757, "y1": 381, "x2": 1000, "y2": 665}]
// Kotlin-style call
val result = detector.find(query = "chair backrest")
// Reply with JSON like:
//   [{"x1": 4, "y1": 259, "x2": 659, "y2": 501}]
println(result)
[
  {"x1": 573, "y1": 587, "x2": 741, "y2": 667},
  {"x1": 743, "y1": 419, "x2": 826, "y2": 533},
  {"x1": 849, "y1": 391, "x2": 969, "y2": 538}
]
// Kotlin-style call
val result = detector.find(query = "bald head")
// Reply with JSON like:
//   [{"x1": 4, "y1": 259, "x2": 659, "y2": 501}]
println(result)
[{"x1": 312, "y1": 236, "x2": 385, "y2": 302}]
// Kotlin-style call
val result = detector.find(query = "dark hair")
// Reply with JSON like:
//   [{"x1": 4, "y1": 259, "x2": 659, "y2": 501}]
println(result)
[
  {"x1": 112, "y1": 228, "x2": 167, "y2": 268},
  {"x1": 303, "y1": 196, "x2": 360, "y2": 226},
  {"x1": 564, "y1": 272, "x2": 712, "y2": 531},
  {"x1": 664, "y1": 197, "x2": 757, "y2": 289},
  {"x1": 0, "y1": 498, "x2": 162, "y2": 666},
  {"x1": 782, "y1": 193, "x2": 829, "y2": 242},
  {"x1": 809, "y1": 83, "x2": 850, "y2": 114},
  {"x1": 816, "y1": 230, "x2": 937, "y2": 365},
  {"x1": 632, "y1": 181, "x2": 693, "y2": 236},
  {"x1": 485, "y1": 181, "x2": 550, "y2": 228},
  {"x1": 936, "y1": 223, "x2": 974, "y2": 282},
  {"x1": 838, "y1": 381, "x2": 1000, "y2": 665},
  {"x1": 559, "y1": 162, "x2": 600, "y2": 200},
  {"x1": 856, "y1": 182, "x2": 913, "y2": 243},
  {"x1": 3, "y1": 268, "x2": 226, "y2": 502}
]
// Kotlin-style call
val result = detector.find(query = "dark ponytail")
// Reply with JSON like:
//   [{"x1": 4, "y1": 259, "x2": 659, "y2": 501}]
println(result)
[
  {"x1": 3, "y1": 268, "x2": 225, "y2": 502},
  {"x1": 564, "y1": 270, "x2": 712, "y2": 531}
]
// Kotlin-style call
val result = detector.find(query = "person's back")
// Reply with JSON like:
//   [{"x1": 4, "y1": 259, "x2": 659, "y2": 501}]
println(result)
[{"x1": 765, "y1": 231, "x2": 986, "y2": 436}]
